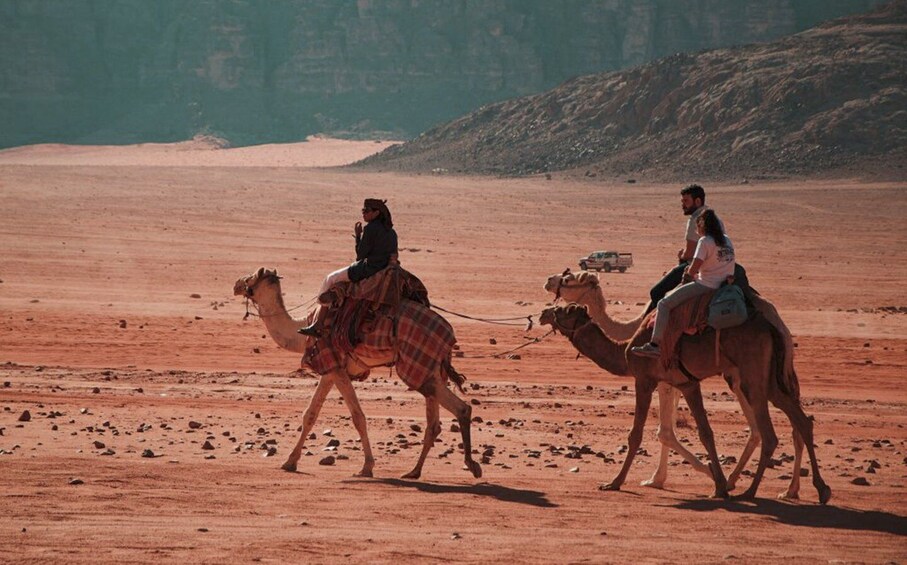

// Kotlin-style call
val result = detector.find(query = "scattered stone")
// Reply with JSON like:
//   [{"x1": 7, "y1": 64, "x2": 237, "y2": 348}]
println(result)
[
  {"x1": 101, "y1": 448, "x2": 116, "y2": 456},
  {"x1": 326, "y1": 438, "x2": 340, "y2": 447},
  {"x1": 3, "y1": 382, "x2": 9, "y2": 387},
  {"x1": 202, "y1": 441, "x2": 215, "y2": 450},
  {"x1": 142, "y1": 449, "x2": 156, "y2": 458},
  {"x1": 69, "y1": 478, "x2": 84, "y2": 485},
  {"x1": 263, "y1": 447, "x2": 277, "y2": 457},
  {"x1": 93, "y1": 441, "x2": 106, "y2": 449},
  {"x1": 410, "y1": 424, "x2": 422, "y2": 433},
  {"x1": 18, "y1": 410, "x2": 31, "y2": 422},
  {"x1": 450, "y1": 423, "x2": 460, "y2": 433},
  {"x1": 118, "y1": 320, "x2": 127, "y2": 328},
  {"x1": 319, "y1": 455, "x2": 336, "y2": 466},
  {"x1": 488, "y1": 338, "x2": 497, "y2": 345},
  {"x1": 851, "y1": 476, "x2": 870, "y2": 486},
  {"x1": 451, "y1": 532, "x2": 462, "y2": 540},
  {"x1": 92, "y1": 387, "x2": 100, "y2": 394},
  {"x1": 188, "y1": 421, "x2": 203, "y2": 429},
  {"x1": 197, "y1": 528, "x2": 209, "y2": 532},
  {"x1": 190, "y1": 294, "x2": 202, "y2": 299}
]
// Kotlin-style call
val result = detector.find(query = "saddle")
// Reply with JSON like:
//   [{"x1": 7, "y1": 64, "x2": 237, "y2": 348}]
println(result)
[{"x1": 304, "y1": 266, "x2": 431, "y2": 380}]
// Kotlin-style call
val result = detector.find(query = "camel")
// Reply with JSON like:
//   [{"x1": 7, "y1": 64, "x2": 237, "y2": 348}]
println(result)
[
  {"x1": 233, "y1": 267, "x2": 482, "y2": 481},
  {"x1": 539, "y1": 304, "x2": 831, "y2": 503},
  {"x1": 544, "y1": 269, "x2": 805, "y2": 499}
]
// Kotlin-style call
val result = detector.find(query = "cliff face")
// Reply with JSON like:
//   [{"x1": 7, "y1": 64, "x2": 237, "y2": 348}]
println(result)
[
  {"x1": 0, "y1": 0, "x2": 882, "y2": 148},
  {"x1": 361, "y1": 2, "x2": 907, "y2": 180}
]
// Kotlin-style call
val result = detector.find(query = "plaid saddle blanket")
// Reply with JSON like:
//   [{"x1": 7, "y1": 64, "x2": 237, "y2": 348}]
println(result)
[{"x1": 303, "y1": 269, "x2": 455, "y2": 391}]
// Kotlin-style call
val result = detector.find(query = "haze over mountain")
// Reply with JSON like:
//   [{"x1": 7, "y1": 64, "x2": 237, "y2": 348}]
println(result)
[
  {"x1": 0, "y1": 0, "x2": 883, "y2": 149},
  {"x1": 360, "y1": 1, "x2": 907, "y2": 179}
]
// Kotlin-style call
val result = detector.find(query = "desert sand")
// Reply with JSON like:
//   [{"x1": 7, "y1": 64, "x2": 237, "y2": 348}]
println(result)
[{"x1": 0, "y1": 139, "x2": 905, "y2": 563}]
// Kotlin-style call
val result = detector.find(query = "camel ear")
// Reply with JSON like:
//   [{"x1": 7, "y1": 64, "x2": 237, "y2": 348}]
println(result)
[
  {"x1": 255, "y1": 267, "x2": 265, "y2": 279},
  {"x1": 562, "y1": 267, "x2": 571, "y2": 276}
]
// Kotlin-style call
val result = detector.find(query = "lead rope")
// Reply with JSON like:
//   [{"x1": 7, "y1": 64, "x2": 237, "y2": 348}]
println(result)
[{"x1": 429, "y1": 303, "x2": 535, "y2": 330}]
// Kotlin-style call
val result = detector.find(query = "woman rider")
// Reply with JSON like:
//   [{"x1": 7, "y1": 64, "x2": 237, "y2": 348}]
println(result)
[
  {"x1": 630, "y1": 208, "x2": 735, "y2": 357},
  {"x1": 298, "y1": 198, "x2": 398, "y2": 337}
]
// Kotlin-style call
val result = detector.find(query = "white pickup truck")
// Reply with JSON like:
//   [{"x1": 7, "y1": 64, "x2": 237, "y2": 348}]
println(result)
[{"x1": 578, "y1": 251, "x2": 633, "y2": 273}]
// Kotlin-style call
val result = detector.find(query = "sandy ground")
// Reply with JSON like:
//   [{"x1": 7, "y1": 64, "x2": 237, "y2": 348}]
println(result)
[{"x1": 0, "y1": 139, "x2": 905, "y2": 563}]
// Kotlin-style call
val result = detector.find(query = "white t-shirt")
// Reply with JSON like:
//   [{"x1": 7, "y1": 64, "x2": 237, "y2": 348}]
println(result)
[{"x1": 694, "y1": 235, "x2": 736, "y2": 289}]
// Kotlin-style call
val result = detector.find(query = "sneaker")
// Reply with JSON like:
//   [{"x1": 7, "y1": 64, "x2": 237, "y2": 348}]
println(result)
[
  {"x1": 630, "y1": 342, "x2": 661, "y2": 358},
  {"x1": 297, "y1": 324, "x2": 322, "y2": 338}
]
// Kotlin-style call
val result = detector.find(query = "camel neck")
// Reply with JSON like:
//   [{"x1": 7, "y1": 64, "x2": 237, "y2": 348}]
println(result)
[
  {"x1": 582, "y1": 290, "x2": 643, "y2": 342},
  {"x1": 250, "y1": 286, "x2": 311, "y2": 354},
  {"x1": 568, "y1": 322, "x2": 630, "y2": 377}
]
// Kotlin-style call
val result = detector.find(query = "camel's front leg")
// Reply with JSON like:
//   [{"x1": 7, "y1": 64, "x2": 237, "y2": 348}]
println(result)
[
  {"x1": 435, "y1": 381, "x2": 482, "y2": 479},
  {"x1": 283, "y1": 374, "x2": 336, "y2": 472},
  {"x1": 677, "y1": 381, "x2": 728, "y2": 499},
  {"x1": 601, "y1": 378, "x2": 655, "y2": 491},
  {"x1": 726, "y1": 376, "x2": 760, "y2": 491},
  {"x1": 402, "y1": 394, "x2": 441, "y2": 479},
  {"x1": 333, "y1": 372, "x2": 375, "y2": 477},
  {"x1": 642, "y1": 383, "x2": 711, "y2": 488}
]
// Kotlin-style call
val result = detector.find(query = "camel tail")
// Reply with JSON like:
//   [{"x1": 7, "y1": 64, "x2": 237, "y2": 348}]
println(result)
[{"x1": 442, "y1": 358, "x2": 467, "y2": 394}]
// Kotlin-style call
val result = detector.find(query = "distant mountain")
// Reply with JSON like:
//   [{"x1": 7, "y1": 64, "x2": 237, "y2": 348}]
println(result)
[
  {"x1": 360, "y1": 1, "x2": 906, "y2": 179},
  {"x1": 0, "y1": 0, "x2": 883, "y2": 149}
]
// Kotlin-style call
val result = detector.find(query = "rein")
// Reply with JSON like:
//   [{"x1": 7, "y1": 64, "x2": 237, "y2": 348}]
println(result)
[{"x1": 430, "y1": 303, "x2": 535, "y2": 330}]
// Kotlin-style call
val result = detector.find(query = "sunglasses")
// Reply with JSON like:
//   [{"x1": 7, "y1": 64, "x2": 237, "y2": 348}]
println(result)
[{"x1": 362, "y1": 207, "x2": 377, "y2": 213}]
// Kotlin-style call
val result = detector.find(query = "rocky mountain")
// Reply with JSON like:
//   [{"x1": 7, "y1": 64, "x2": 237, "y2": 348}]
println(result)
[
  {"x1": 0, "y1": 0, "x2": 883, "y2": 149},
  {"x1": 360, "y1": 1, "x2": 907, "y2": 179}
]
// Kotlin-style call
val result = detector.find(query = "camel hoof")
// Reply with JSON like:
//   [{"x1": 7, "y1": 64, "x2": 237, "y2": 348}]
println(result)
[
  {"x1": 640, "y1": 478, "x2": 666, "y2": 489},
  {"x1": 401, "y1": 470, "x2": 421, "y2": 480},
  {"x1": 818, "y1": 484, "x2": 832, "y2": 505},
  {"x1": 466, "y1": 460, "x2": 482, "y2": 479},
  {"x1": 599, "y1": 482, "x2": 621, "y2": 492},
  {"x1": 281, "y1": 461, "x2": 298, "y2": 473},
  {"x1": 777, "y1": 491, "x2": 799, "y2": 501},
  {"x1": 355, "y1": 469, "x2": 374, "y2": 478}
]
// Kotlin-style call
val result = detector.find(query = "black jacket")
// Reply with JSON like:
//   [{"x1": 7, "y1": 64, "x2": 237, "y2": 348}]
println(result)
[{"x1": 348, "y1": 220, "x2": 398, "y2": 282}]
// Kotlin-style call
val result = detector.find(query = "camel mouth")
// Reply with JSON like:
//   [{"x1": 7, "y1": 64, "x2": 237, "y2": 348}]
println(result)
[
  {"x1": 233, "y1": 277, "x2": 250, "y2": 296},
  {"x1": 539, "y1": 307, "x2": 557, "y2": 326}
]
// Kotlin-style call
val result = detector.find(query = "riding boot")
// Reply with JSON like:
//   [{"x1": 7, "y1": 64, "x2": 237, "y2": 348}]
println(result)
[{"x1": 298, "y1": 306, "x2": 328, "y2": 337}]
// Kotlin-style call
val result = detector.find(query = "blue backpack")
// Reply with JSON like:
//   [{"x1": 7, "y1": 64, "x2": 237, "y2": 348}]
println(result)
[{"x1": 708, "y1": 284, "x2": 748, "y2": 330}]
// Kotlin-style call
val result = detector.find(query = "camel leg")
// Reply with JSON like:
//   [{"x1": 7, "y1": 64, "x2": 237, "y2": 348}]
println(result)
[
  {"x1": 677, "y1": 381, "x2": 728, "y2": 499},
  {"x1": 601, "y1": 378, "x2": 655, "y2": 491},
  {"x1": 735, "y1": 398, "x2": 778, "y2": 501},
  {"x1": 435, "y1": 379, "x2": 482, "y2": 478},
  {"x1": 769, "y1": 391, "x2": 831, "y2": 504},
  {"x1": 282, "y1": 373, "x2": 336, "y2": 472},
  {"x1": 333, "y1": 372, "x2": 376, "y2": 478},
  {"x1": 642, "y1": 383, "x2": 711, "y2": 488},
  {"x1": 780, "y1": 429, "x2": 804, "y2": 500},
  {"x1": 402, "y1": 393, "x2": 441, "y2": 479},
  {"x1": 725, "y1": 377, "x2": 761, "y2": 491}
]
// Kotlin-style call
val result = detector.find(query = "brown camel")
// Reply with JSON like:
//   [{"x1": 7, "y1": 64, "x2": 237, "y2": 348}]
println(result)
[
  {"x1": 544, "y1": 269, "x2": 806, "y2": 499},
  {"x1": 233, "y1": 267, "x2": 482, "y2": 480},
  {"x1": 539, "y1": 304, "x2": 831, "y2": 503}
]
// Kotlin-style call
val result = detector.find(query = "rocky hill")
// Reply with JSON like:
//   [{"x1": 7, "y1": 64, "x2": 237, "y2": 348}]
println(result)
[
  {"x1": 359, "y1": 1, "x2": 907, "y2": 180},
  {"x1": 0, "y1": 0, "x2": 882, "y2": 149}
]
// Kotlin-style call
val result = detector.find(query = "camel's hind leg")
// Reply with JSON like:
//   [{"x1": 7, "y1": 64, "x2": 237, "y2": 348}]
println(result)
[
  {"x1": 402, "y1": 392, "x2": 441, "y2": 479},
  {"x1": 769, "y1": 391, "x2": 831, "y2": 504},
  {"x1": 677, "y1": 381, "x2": 728, "y2": 499},
  {"x1": 642, "y1": 382, "x2": 711, "y2": 488},
  {"x1": 725, "y1": 375, "x2": 761, "y2": 491},
  {"x1": 333, "y1": 372, "x2": 376, "y2": 478},
  {"x1": 781, "y1": 429, "x2": 804, "y2": 500},
  {"x1": 434, "y1": 380, "x2": 482, "y2": 479},
  {"x1": 601, "y1": 378, "x2": 655, "y2": 491},
  {"x1": 283, "y1": 373, "x2": 336, "y2": 472}
]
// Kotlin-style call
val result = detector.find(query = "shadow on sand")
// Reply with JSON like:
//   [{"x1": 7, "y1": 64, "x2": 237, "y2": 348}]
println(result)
[
  {"x1": 669, "y1": 498, "x2": 907, "y2": 536},
  {"x1": 346, "y1": 477, "x2": 557, "y2": 508}
]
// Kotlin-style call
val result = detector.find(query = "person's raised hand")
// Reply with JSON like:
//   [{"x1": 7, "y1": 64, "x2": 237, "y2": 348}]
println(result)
[{"x1": 354, "y1": 221, "x2": 363, "y2": 238}]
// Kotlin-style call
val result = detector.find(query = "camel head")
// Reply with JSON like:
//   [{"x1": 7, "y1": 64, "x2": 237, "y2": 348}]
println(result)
[
  {"x1": 544, "y1": 268, "x2": 600, "y2": 302},
  {"x1": 539, "y1": 304, "x2": 594, "y2": 336},
  {"x1": 233, "y1": 267, "x2": 282, "y2": 300}
]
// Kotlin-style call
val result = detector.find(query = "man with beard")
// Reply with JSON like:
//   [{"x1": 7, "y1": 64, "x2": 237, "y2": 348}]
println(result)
[{"x1": 645, "y1": 184, "x2": 739, "y2": 315}]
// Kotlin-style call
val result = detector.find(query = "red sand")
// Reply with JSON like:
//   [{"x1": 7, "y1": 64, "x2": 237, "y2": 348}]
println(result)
[{"x1": 0, "y1": 139, "x2": 905, "y2": 563}]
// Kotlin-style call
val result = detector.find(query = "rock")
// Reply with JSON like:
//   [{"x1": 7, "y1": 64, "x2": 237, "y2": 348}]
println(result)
[
  {"x1": 92, "y1": 387, "x2": 100, "y2": 394},
  {"x1": 451, "y1": 532, "x2": 461, "y2": 540},
  {"x1": 450, "y1": 423, "x2": 460, "y2": 433},
  {"x1": 851, "y1": 476, "x2": 870, "y2": 486},
  {"x1": 101, "y1": 449, "x2": 116, "y2": 456},
  {"x1": 263, "y1": 447, "x2": 277, "y2": 457},
  {"x1": 142, "y1": 449, "x2": 156, "y2": 458},
  {"x1": 188, "y1": 421, "x2": 203, "y2": 429},
  {"x1": 93, "y1": 441, "x2": 106, "y2": 449},
  {"x1": 190, "y1": 294, "x2": 201, "y2": 299},
  {"x1": 3, "y1": 382, "x2": 9, "y2": 387},
  {"x1": 410, "y1": 424, "x2": 422, "y2": 433},
  {"x1": 118, "y1": 320, "x2": 127, "y2": 328},
  {"x1": 69, "y1": 478, "x2": 84, "y2": 485},
  {"x1": 488, "y1": 338, "x2": 497, "y2": 345},
  {"x1": 202, "y1": 441, "x2": 215, "y2": 450},
  {"x1": 319, "y1": 456, "x2": 336, "y2": 466},
  {"x1": 18, "y1": 410, "x2": 31, "y2": 422},
  {"x1": 326, "y1": 438, "x2": 340, "y2": 447}
]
